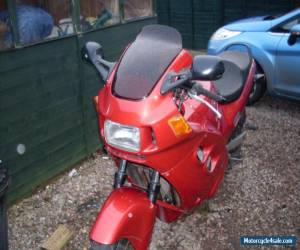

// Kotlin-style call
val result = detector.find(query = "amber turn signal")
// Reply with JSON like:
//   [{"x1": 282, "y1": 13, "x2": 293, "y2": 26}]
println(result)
[{"x1": 168, "y1": 115, "x2": 192, "y2": 137}]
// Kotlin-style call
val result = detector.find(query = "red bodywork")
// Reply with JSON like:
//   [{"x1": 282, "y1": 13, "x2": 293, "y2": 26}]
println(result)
[
  {"x1": 90, "y1": 49, "x2": 255, "y2": 249},
  {"x1": 90, "y1": 187, "x2": 157, "y2": 249}
]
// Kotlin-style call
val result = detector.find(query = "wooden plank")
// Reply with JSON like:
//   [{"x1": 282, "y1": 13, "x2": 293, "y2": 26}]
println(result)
[
  {"x1": 8, "y1": 135, "x2": 86, "y2": 191},
  {"x1": 7, "y1": 149, "x2": 84, "y2": 204},
  {"x1": 0, "y1": 106, "x2": 83, "y2": 148},
  {"x1": 2, "y1": 123, "x2": 85, "y2": 175},
  {"x1": 1, "y1": 84, "x2": 80, "y2": 122},
  {"x1": 0, "y1": 96, "x2": 81, "y2": 143},
  {"x1": 0, "y1": 36, "x2": 78, "y2": 72},
  {"x1": 0, "y1": 70, "x2": 80, "y2": 111},
  {"x1": 41, "y1": 225, "x2": 73, "y2": 250}
]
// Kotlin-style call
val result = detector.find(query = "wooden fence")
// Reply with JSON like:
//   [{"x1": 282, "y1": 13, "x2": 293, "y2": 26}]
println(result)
[
  {"x1": 157, "y1": 0, "x2": 299, "y2": 49},
  {"x1": 0, "y1": 18, "x2": 156, "y2": 203}
]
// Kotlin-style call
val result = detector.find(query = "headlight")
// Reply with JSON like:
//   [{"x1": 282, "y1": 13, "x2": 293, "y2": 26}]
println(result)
[
  {"x1": 104, "y1": 120, "x2": 140, "y2": 152},
  {"x1": 211, "y1": 28, "x2": 242, "y2": 40}
]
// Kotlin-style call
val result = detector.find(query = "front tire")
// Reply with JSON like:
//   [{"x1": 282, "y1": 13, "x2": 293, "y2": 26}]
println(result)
[
  {"x1": 90, "y1": 239, "x2": 134, "y2": 250},
  {"x1": 247, "y1": 62, "x2": 266, "y2": 106}
]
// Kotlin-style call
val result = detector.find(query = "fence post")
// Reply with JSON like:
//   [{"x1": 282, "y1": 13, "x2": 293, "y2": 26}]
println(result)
[
  {"x1": 191, "y1": 0, "x2": 195, "y2": 49},
  {"x1": 219, "y1": 0, "x2": 225, "y2": 26},
  {"x1": 6, "y1": 0, "x2": 20, "y2": 47},
  {"x1": 0, "y1": 161, "x2": 9, "y2": 250}
]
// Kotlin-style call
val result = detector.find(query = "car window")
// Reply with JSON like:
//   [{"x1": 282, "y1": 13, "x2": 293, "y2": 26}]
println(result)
[
  {"x1": 274, "y1": 16, "x2": 300, "y2": 33},
  {"x1": 80, "y1": 0, "x2": 120, "y2": 31},
  {"x1": 123, "y1": 0, "x2": 153, "y2": 20},
  {"x1": 282, "y1": 17, "x2": 300, "y2": 31},
  {"x1": 14, "y1": 0, "x2": 74, "y2": 46}
]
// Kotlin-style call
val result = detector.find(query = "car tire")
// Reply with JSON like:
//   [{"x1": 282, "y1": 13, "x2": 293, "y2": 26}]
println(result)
[
  {"x1": 90, "y1": 239, "x2": 134, "y2": 250},
  {"x1": 247, "y1": 62, "x2": 266, "y2": 106}
]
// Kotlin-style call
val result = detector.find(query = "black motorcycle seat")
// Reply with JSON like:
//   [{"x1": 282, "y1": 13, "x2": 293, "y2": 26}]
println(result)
[{"x1": 214, "y1": 51, "x2": 252, "y2": 103}]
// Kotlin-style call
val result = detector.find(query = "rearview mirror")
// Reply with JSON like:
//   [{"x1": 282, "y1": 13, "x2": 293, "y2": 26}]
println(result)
[
  {"x1": 288, "y1": 24, "x2": 300, "y2": 46},
  {"x1": 82, "y1": 41, "x2": 115, "y2": 81},
  {"x1": 192, "y1": 55, "x2": 225, "y2": 81},
  {"x1": 82, "y1": 41, "x2": 104, "y2": 63}
]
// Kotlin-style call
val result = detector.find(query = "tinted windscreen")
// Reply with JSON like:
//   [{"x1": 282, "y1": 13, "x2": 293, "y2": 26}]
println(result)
[{"x1": 113, "y1": 25, "x2": 182, "y2": 100}]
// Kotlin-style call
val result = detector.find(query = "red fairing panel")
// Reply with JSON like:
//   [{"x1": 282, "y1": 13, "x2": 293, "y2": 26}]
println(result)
[{"x1": 90, "y1": 188, "x2": 157, "y2": 250}]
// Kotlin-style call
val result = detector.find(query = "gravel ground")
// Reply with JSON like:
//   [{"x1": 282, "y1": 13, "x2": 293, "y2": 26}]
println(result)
[{"x1": 8, "y1": 95, "x2": 300, "y2": 250}]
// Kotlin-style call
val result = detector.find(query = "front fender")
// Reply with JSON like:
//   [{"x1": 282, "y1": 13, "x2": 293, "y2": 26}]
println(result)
[{"x1": 90, "y1": 187, "x2": 157, "y2": 250}]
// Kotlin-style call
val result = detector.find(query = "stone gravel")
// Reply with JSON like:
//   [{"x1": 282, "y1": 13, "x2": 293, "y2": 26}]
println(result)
[{"x1": 8, "y1": 95, "x2": 300, "y2": 250}]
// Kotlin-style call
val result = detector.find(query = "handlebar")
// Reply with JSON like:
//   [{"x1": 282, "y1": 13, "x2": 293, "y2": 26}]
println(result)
[
  {"x1": 160, "y1": 71, "x2": 191, "y2": 95},
  {"x1": 161, "y1": 71, "x2": 227, "y2": 103},
  {"x1": 190, "y1": 83, "x2": 227, "y2": 103}
]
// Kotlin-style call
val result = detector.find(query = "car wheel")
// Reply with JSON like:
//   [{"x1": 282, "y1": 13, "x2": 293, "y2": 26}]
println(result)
[
  {"x1": 90, "y1": 239, "x2": 134, "y2": 250},
  {"x1": 247, "y1": 63, "x2": 266, "y2": 106}
]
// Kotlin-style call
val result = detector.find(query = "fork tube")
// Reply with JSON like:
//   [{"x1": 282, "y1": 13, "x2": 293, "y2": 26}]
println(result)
[
  {"x1": 148, "y1": 171, "x2": 160, "y2": 204},
  {"x1": 113, "y1": 159, "x2": 127, "y2": 189}
]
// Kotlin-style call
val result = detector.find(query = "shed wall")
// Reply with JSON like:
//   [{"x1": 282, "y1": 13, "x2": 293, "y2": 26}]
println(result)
[{"x1": 0, "y1": 18, "x2": 156, "y2": 203}]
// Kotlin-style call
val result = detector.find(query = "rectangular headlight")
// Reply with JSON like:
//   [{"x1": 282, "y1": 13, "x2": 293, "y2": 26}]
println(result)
[{"x1": 104, "y1": 120, "x2": 140, "y2": 152}]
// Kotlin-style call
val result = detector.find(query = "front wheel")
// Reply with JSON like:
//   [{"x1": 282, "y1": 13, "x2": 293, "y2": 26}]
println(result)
[
  {"x1": 247, "y1": 63, "x2": 266, "y2": 106},
  {"x1": 90, "y1": 239, "x2": 134, "y2": 250}
]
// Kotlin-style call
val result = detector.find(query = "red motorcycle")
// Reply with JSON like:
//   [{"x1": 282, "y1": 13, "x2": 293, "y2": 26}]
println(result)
[{"x1": 83, "y1": 25, "x2": 256, "y2": 250}]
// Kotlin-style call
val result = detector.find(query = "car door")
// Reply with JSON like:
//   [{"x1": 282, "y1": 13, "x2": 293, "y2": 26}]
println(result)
[{"x1": 274, "y1": 16, "x2": 300, "y2": 98}]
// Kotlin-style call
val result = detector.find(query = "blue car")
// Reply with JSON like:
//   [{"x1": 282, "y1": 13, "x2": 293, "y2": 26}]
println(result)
[{"x1": 207, "y1": 8, "x2": 300, "y2": 104}]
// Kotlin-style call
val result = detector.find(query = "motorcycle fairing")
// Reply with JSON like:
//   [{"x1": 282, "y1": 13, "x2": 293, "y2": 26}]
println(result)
[{"x1": 88, "y1": 24, "x2": 256, "y2": 250}]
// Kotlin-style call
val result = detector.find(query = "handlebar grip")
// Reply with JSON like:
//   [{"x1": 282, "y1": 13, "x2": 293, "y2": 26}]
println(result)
[{"x1": 192, "y1": 83, "x2": 226, "y2": 103}]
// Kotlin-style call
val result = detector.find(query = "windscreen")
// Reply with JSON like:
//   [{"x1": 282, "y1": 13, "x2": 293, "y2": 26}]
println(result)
[{"x1": 112, "y1": 25, "x2": 182, "y2": 100}]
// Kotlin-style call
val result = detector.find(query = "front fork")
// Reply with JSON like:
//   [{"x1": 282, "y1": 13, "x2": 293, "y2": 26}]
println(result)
[
  {"x1": 90, "y1": 160, "x2": 160, "y2": 249},
  {"x1": 114, "y1": 159, "x2": 161, "y2": 204}
]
